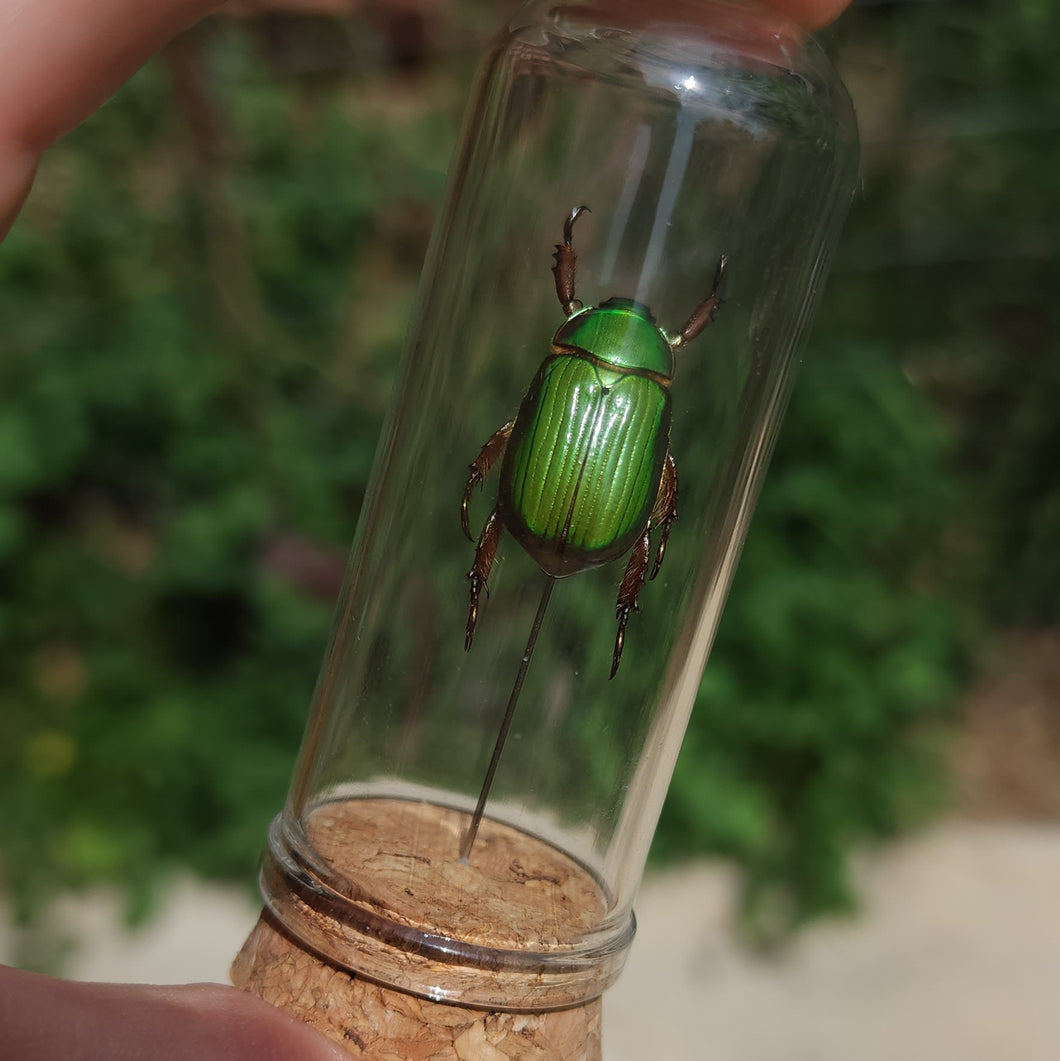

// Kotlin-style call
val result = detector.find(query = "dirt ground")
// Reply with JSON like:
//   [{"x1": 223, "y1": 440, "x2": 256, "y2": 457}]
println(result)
[
  {"x1": 608, "y1": 820, "x2": 1060, "y2": 1061},
  {"x1": 949, "y1": 630, "x2": 1060, "y2": 820}
]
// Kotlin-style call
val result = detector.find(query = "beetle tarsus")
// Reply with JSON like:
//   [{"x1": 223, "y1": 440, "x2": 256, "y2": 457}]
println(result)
[
  {"x1": 650, "y1": 451, "x2": 678, "y2": 581},
  {"x1": 610, "y1": 616, "x2": 627, "y2": 680},
  {"x1": 611, "y1": 529, "x2": 651, "y2": 678},
  {"x1": 466, "y1": 572, "x2": 484, "y2": 650},
  {"x1": 671, "y1": 253, "x2": 727, "y2": 349},
  {"x1": 552, "y1": 205, "x2": 591, "y2": 316},
  {"x1": 466, "y1": 509, "x2": 503, "y2": 650}
]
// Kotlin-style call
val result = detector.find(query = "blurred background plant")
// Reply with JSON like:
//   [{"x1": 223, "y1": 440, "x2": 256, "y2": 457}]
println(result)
[{"x1": 1, "y1": 0, "x2": 1056, "y2": 968}]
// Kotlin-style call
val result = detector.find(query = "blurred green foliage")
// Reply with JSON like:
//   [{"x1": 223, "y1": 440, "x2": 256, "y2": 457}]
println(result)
[
  {"x1": 1, "y1": 0, "x2": 1058, "y2": 963},
  {"x1": 0, "y1": 23, "x2": 455, "y2": 963},
  {"x1": 660, "y1": 344, "x2": 968, "y2": 940},
  {"x1": 658, "y1": 0, "x2": 1060, "y2": 937},
  {"x1": 655, "y1": 0, "x2": 1060, "y2": 937}
]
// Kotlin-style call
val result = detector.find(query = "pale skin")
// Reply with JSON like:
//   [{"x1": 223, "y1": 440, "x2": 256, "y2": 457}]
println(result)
[{"x1": 0, "y1": 0, "x2": 850, "y2": 1054}]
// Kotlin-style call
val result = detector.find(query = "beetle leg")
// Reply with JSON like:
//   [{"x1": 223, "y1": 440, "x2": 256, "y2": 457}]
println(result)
[
  {"x1": 552, "y1": 205, "x2": 591, "y2": 316},
  {"x1": 611, "y1": 529, "x2": 651, "y2": 679},
  {"x1": 650, "y1": 450, "x2": 678, "y2": 581},
  {"x1": 461, "y1": 420, "x2": 514, "y2": 541},
  {"x1": 670, "y1": 254, "x2": 727, "y2": 349},
  {"x1": 466, "y1": 509, "x2": 504, "y2": 651}
]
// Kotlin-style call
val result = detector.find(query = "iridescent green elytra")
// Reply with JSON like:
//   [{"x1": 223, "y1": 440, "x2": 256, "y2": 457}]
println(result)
[
  {"x1": 500, "y1": 302, "x2": 671, "y2": 575},
  {"x1": 462, "y1": 207, "x2": 726, "y2": 677}
]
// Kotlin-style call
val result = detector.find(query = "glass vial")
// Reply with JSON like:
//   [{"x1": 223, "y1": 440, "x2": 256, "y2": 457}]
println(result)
[{"x1": 260, "y1": 0, "x2": 858, "y2": 1012}]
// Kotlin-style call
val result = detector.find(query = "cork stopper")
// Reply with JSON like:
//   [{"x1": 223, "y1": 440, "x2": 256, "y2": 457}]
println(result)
[
  {"x1": 232, "y1": 797, "x2": 610, "y2": 1059},
  {"x1": 254, "y1": 798, "x2": 631, "y2": 1011},
  {"x1": 231, "y1": 913, "x2": 602, "y2": 1060}
]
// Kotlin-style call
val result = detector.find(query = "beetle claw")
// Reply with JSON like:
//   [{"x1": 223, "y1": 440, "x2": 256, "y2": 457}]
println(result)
[
  {"x1": 611, "y1": 604, "x2": 633, "y2": 679},
  {"x1": 564, "y1": 204, "x2": 590, "y2": 244},
  {"x1": 650, "y1": 545, "x2": 665, "y2": 580},
  {"x1": 610, "y1": 629, "x2": 624, "y2": 680},
  {"x1": 553, "y1": 206, "x2": 591, "y2": 316}
]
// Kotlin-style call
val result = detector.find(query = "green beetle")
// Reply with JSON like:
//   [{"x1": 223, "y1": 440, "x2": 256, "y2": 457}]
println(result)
[{"x1": 462, "y1": 206, "x2": 726, "y2": 677}]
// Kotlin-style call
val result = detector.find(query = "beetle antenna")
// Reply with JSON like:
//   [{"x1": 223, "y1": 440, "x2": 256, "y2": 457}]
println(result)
[{"x1": 460, "y1": 576, "x2": 556, "y2": 861}]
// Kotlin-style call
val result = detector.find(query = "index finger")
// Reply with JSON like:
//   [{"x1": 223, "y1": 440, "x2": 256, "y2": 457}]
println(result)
[
  {"x1": 0, "y1": 0, "x2": 222, "y2": 149},
  {"x1": 0, "y1": 0, "x2": 851, "y2": 241},
  {"x1": 0, "y1": 0, "x2": 221, "y2": 237}
]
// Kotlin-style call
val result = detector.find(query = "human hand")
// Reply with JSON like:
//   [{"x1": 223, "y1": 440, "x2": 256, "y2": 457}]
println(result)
[
  {"x1": 0, "y1": 0, "x2": 851, "y2": 242},
  {"x1": 0, "y1": 964, "x2": 351, "y2": 1060}
]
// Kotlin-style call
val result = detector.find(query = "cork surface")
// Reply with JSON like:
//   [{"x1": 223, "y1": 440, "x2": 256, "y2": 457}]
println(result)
[
  {"x1": 306, "y1": 798, "x2": 607, "y2": 948},
  {"x1": 258, "y1": 798, "x2": 629, "y2": 1010},
  {"x1": 232, "y1": 912, "x2": 603, "y2": 1061}
]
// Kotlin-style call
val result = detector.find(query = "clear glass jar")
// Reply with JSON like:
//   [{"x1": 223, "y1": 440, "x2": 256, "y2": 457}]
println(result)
[{"x1": 260, "y1": 0, "x2": 858, "y2": 1012}]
